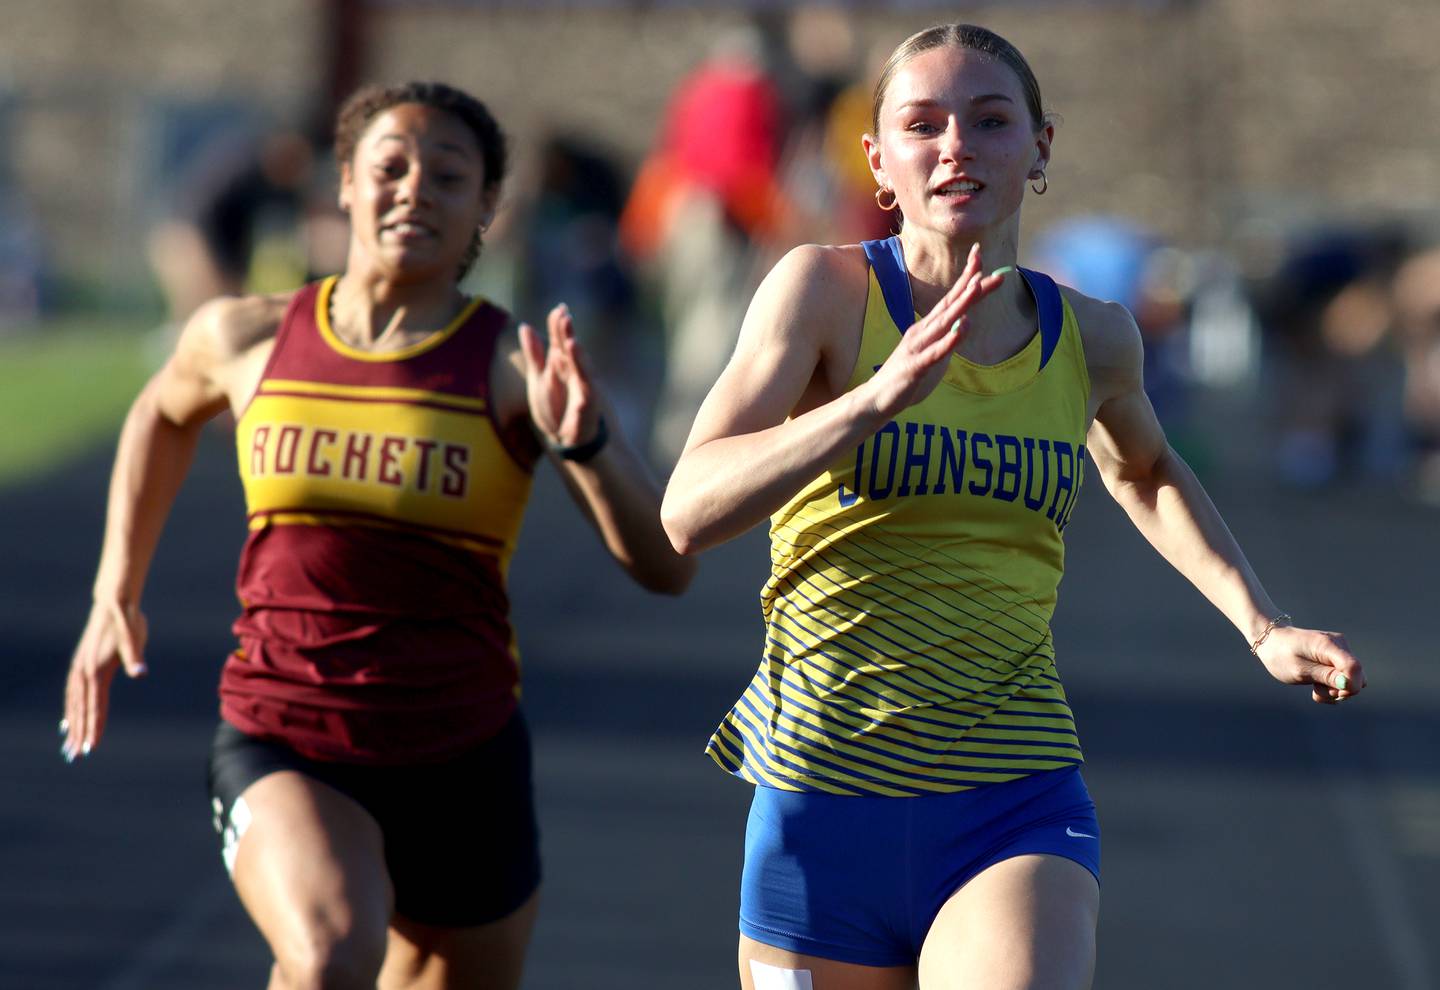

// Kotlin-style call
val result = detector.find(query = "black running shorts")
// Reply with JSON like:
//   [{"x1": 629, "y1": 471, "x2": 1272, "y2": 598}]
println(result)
[{"x1": 207, "y1": 709, "x2": 541, "y2": 927}]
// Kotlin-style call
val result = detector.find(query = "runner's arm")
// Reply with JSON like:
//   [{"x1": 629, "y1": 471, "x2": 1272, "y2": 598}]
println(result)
[
  {"x1": 662, "y1": 243, "x2": 1001, "y2": 554},
  {"x1": 64, "y1": 298, "x2": 274, "y2": 757},
  {"x1": 513, "y1": 305, "x2": 695, "y2": 594},
  {"x1": 1082, "y1": 298, "x2": 1365, "y2": 702}
]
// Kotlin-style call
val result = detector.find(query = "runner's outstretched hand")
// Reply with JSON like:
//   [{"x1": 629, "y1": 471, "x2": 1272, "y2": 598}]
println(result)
[
  {"x1": 519, "y1": 303, "x2": 604, "y2": 451},
  {"x1": 63, "y1": 599, "x2": 148, "y2": 760},
  {"x1": 1254, "y1": 623, "x2": 1367, "y2": 704}
]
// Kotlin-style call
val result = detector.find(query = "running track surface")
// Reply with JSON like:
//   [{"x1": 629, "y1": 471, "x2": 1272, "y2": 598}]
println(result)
[{"x1": 3, "y1": 393, "x2": 1437, "y2": 989}]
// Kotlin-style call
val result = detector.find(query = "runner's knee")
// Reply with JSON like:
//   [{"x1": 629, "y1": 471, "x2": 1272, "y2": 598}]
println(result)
[{"x1": 271, "y1": 919, "x2": 387, "y2": 990}]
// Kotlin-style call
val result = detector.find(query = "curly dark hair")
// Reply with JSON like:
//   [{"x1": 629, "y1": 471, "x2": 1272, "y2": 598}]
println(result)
[{"x1": 334, "y1": 81, "x2": 508, "y2": 278}]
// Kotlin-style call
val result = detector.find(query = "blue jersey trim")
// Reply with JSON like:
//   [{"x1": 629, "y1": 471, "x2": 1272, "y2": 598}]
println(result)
[
  {"x1": 860, "y1": 236, "x2": 1064, "y2": 373},
  {"x1": 1016, "y1": 267, "x2": 1063, "y2": 371},
  {"x1": 862, "y1": 236, "x2": 916, "y2": 335}
]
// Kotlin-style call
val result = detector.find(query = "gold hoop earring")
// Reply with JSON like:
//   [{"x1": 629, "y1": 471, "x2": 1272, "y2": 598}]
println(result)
[
  {"x1": 1030, "y1": 173, "x2": 1048, "y2": 195},
  {"x1": 875, "y1": 187, "x2": 898, "y2": 211}
]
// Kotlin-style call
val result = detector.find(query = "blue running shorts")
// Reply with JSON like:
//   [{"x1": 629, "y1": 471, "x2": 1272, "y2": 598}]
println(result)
[{"x1": 739, "y1": 767, "x2": 1100, "y2": 967}]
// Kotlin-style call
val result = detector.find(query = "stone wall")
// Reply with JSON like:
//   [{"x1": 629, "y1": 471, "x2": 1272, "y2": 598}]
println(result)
[
  {"x1": 0, "y1": 0, "x2": 324, "y2": 288},
  {"x1": 3, "y1": 0, "x2": 1437, "y2": 293}
]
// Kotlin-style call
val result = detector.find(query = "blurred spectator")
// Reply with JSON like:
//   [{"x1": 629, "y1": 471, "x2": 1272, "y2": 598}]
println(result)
[
  {"x1": 518, "y1": 135, "x2": 641, "y2": 430},
  {"x1": 1032, "y1": 216, "x2": 1193, "y2": 427},
  {"x1": 0, "y1": 185, "x2": 46, "y2": 333},
  {"x1": 1248, "y1": 224, "x2": 1407, "y2": 489},
  {"x1": 620, "y1": 23, "x2": 791, "y2": 467},
  {"x1": 775, "y1": 6, "x2": 893, "y2": 246},
  {"x1": 816, "y1": 74, "x2": 897, "y2": 243},
  {"x1": 146, "y1": 123, "x2": 338, "y2": 329},
  {"x1": 1391, "y1": 242, "x2": 1440, "y2": 503},
  {"x1": 1184, "y1": 251, "x2": 1261, "y2": 392}
]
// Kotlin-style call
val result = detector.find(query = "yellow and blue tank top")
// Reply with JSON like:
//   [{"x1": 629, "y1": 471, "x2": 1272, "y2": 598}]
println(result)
[{"x1": 707, "y1": 237, "x2": 1091, "y2": 795}]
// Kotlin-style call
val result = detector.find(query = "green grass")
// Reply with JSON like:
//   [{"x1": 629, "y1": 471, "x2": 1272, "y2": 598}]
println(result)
[{"x1": 0, "y1": 317, "x2": 158, "y2": 486}]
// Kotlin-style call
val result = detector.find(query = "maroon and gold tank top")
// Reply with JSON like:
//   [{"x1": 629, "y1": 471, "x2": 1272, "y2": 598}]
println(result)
[{"x1": 220, "y1": 277, "x2": 538, "y2": 763}]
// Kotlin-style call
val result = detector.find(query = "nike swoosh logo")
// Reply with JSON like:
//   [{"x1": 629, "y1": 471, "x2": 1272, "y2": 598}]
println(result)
[{"x1": 1066, "y1": 826, "x2": 1096, "y2": 839}]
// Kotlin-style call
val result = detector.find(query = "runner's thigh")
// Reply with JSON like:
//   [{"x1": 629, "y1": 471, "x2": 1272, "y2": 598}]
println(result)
[
  {"x1": 231, "y1": 770, "x2": 394, "y2": 987},
  {"x1": 918, "y1": 853, "x2": 1098, "y2": 990}
]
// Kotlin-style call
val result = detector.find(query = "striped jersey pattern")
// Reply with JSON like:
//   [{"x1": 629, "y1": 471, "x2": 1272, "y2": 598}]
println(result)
[{"x1": 707, "y1": 239, "x2": 1091, "y2": 795}]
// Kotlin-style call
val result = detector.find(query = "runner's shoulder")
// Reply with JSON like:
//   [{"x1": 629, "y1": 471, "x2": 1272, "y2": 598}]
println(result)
[
  {"x1": 756, "y1": 243, "x2": 871, "y2": 348},
  {"x1": 180, "y1": 290, "x2": 294, "y2": 366},
  {"x1": 1058, "y1": 284, "x2": 1142, "y2": 381}
]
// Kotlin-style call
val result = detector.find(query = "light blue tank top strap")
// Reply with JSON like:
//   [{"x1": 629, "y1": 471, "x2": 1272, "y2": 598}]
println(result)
[{"x1": 859, "y1": 235, "x2": 1065, "y2": 371}]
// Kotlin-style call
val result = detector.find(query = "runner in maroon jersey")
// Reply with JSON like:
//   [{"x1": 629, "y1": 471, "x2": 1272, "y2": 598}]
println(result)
[{"x1": 62, "y1": 81, "x2": 694, "y2": 990}]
